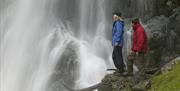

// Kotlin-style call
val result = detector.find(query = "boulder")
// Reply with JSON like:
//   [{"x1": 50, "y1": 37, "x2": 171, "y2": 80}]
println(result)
[
  {"x1": 132, "y1": 80, "x2": 151, "y2": 91},
  {"x1": 47, "y1": 41, "x2": 80, "y2": 91}
]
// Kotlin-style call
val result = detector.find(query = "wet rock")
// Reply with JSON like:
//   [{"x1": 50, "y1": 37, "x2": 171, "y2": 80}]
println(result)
[
  {"x1": 144, "y1": 15, "x2": 170, "y2": 68},
  {"x1": 99, "y1": 76, "x2": 151, "y2": 91},
  {"x1": 161, "y1": 57, "x2": 180, "y2": 73},
  {"x1": 99, "y1": 69, "x2": 152, "y2": 91},
  {"x1": 132, "y1": 80, "x2": 151, "y2": 91},
  {"x1": 98, "y1": 74, "x2": 113, "y2": 91},
  {"x1": 145, "y1": 68, "x2": 159, "y2": 74},
  {"x1": 46, "y1": 41, "x2": 80, "y2": 91},
  {"x1": 175, "y1": 44, "x2": 180, "y2": 54},
  {"x1": 99, "y1": 57, "x2": 180, "y2": 91},
  {"x1": 169, "y1": 7, "x2": 180, "y2": 41},
  {"x1": 144, "y1": 8, "x2": 180, "y2": 68},
  {"x1": 98, "y1": 73, "x2": 130, "y2": 91},
  {"x1": 112, "y1": 77, "x2": 128, "y2": 90},
  {"x1": 145, "y1": 15, "x2": 169, "y2": 37}
]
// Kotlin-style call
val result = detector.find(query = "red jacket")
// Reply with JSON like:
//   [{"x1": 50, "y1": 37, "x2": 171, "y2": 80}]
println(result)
[{"x1": 132, "y1": 23, "x2": 148, "y2": 53}]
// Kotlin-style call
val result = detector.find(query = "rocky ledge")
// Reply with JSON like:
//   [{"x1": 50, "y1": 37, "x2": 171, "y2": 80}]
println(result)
[{"x1": 98, "y1": 57, "x2": 180, "y2": 91}]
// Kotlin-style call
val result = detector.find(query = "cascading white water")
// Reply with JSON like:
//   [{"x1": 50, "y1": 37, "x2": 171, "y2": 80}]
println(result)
[
  {"x1": 0, "y1": 0, "x2": 114, "y2": 91},
  {"x1": 0, "y1": 0, "x2": 61, "y2": 91}
]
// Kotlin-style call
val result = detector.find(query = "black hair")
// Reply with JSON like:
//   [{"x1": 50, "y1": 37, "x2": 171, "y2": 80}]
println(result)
[
  {"x1": 112, "y1": 11, "x2": 122, "y2": 17},
  {"x1": 132, "y1": 18, "x2": 140, "y2": 24}
]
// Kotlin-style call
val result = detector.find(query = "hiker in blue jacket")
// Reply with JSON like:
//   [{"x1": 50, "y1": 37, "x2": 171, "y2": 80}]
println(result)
[{"x1": 112, "y1": 11, "x2": 125, "y2": 73}]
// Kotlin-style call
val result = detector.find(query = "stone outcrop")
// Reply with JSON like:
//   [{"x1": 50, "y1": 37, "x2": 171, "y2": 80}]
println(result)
[{"x1": 98, "y1": 72, "x2": 152, "y2": 91}]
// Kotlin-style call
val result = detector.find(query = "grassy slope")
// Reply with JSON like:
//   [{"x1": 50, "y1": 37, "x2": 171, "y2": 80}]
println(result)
[{"x1": 149, "y1": 60, "x2": 180, "y2": 91}]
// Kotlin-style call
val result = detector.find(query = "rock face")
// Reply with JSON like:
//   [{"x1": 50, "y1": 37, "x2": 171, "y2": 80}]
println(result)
[
  {"x1": 156, "y1": 0, "x2": 180, "y2": 16},
  {"x1": 111, "y1": 0, "x2": 156, "y2": 19},
  {"x1": 144, "y1": 15, "x2": 170, "y2": 68},
  {"x1": 109, "y1": 0, "x2": 180, "y2": 21},
  {"x1": 169, "y1": 7, "x2": 180, "y2": 54},
  {"x1": 144, "y1": 7, "x2": 180, "y2": 68}
]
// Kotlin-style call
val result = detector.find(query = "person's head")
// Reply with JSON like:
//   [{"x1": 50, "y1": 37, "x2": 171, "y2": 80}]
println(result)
[
  {"x1": 112, "y1": 11, "x2": 122, "y2": 21},
  {"x1": 131, "y1": 18, "x2": 140, "y2": 25},
  {"x1": 132, "y1": 18, "x2": 141, "y2": 30}
]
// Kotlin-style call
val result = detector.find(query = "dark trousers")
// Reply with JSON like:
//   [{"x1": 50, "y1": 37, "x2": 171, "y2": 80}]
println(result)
[
  {"x1": 127, "y1": 53, "x2": 146, "y2": 75},
  {"x1": 112, "y1": 46, "x2": 125, "y2": 72}
]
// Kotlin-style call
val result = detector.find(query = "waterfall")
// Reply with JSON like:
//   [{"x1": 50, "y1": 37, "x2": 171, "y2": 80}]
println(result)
[
  {"x1": 0, "y1": 0, "x2": 157, "y2": 90},
  {"x1": 0, "y1": 0, "x2": 114, "y2": 91}
]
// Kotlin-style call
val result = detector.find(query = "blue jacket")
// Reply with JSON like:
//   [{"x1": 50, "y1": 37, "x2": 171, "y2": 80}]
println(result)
[{"x1": 112, "y1": 19, "x2": 124, "y2": 47}]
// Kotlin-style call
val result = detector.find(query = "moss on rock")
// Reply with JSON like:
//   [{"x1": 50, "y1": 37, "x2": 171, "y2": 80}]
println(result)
[{"x1": 149, "y1": 60, "x2": 180, "y2": 91}]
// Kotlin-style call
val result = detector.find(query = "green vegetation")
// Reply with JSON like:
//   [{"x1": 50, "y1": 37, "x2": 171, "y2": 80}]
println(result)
[{"x1": 149, "y1": 60, "x2": 180, "y2": 91}]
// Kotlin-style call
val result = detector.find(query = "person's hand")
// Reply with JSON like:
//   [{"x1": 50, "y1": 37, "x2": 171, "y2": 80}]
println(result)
[
  {"x1": 128, "y1": 54, "x2": 135, "y2": 61},
  {"x1": 136, "y1": 52, "x2": 139, "y2": 55},
  {"x1": 130, "y1": 51, "x2": 136, "y2": 55}
]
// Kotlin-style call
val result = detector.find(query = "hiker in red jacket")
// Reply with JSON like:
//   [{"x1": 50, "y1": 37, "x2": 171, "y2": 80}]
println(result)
[
  {"x1": 131, "y1": 19, "x2": 148, "y2": 54},
  {"x1": 125, "y1": 18, "x2": 148, "y2": 77}
]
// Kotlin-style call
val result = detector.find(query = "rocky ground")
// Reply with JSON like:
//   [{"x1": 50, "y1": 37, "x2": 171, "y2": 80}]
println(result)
[{"x1": 98, "y1": 58, "x2": 180, "y2": 91}]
